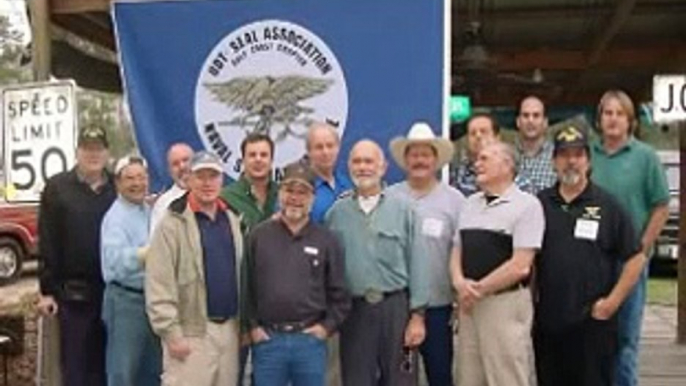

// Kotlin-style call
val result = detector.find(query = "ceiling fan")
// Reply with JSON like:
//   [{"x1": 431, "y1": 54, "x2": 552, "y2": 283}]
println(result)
[{"x1": 453, "y1": 9, "x2": 561, "y2": 97}]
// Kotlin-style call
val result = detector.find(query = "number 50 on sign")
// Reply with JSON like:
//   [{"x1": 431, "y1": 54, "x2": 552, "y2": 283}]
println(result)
[
  {"x1": 2, "y1": 80, "x2": 76, "y2": 202},
  {"x1": 653, "y1": 75, "x2": 686, "y2": 123}
]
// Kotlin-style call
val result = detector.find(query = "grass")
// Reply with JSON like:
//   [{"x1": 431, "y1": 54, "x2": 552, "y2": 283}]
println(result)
[{"x1": 647, "y1": 277, "x2": 678, "y2": 307}]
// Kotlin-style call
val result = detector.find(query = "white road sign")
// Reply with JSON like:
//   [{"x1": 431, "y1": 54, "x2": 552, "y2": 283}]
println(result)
[
  {"x1": 653, "y1": 75, "x2": 686, "y2": 123},
  {"x1": 2, "y1": 80, "x2": 77, "y2": 202}
]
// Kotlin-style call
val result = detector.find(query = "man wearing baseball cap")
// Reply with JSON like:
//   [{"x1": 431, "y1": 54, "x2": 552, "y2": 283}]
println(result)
[
  {"x1": 146, "y1": 151, "x2": 245, "y2": 386},
  {"x1": 534, "y1": 126, "x2": 645, "y2": 386},
  {"x1": 101, "y1": 155, "x2": 161, "y2": 386},
  {"x1": 245, "y1": 162, "x2": 350, "y2": 386},
  {"x1": 37, "y1": 124, "x2": 116, "y2": 386},
  {"x1": 386, "y1": 122, "x2": 465, "y2": 386}
]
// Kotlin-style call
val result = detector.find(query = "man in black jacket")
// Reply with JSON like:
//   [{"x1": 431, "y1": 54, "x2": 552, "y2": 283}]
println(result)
[{"x1": 36, "y1": 125, "x2": 117, "y2": 386}]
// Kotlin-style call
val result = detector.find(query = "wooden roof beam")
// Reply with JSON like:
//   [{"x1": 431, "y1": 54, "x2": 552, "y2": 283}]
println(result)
[
  {"x1": 453, "y1": 1, "x2": 686, "y2": 22},
  {"x1": 451, "y1": 45, "x2": 683, "y2": 72}
]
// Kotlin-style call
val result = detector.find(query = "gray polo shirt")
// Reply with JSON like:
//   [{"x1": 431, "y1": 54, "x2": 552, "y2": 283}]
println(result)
[
  {"x1": 454, "y1": 184, "x2": 545, "y2": 280},
  {"x1": 386, "y1": 181, "x2": 465, "y2": 307}
]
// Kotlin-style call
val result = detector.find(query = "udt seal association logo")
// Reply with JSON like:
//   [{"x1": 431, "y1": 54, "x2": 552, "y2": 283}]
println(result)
[{"x1": 195, "y1": 20, "x2": 349, "y2": 180}]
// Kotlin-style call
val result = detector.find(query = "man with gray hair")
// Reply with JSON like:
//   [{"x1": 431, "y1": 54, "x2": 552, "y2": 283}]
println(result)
[
  {"x1": 306, "y1": 121, "x2": 353, "y2": 224},
  {"x1": 326, "y1": 139, "x2": 428, "y2": 386},
  {"x1": 450, "y1": 141, "x2": 545, "y2": 386}
]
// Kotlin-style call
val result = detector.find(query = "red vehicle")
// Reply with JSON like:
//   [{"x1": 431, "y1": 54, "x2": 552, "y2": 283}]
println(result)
[{"x1": 0, "y1": 202, "x2": 39, "y2": 284}]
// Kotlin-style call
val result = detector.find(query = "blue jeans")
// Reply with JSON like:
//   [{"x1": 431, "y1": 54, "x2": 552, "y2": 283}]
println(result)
[
  {"x1": 419, "y1": 305, "x2": 453, "y2": 386},
  {"x1": 252, "y1": 331, "x2": 326, "y2": 386},
  {"x1": 614, "y1": 266, "x2": 647, "y2": 386},
  {"x1": 102, "y1": 284, "x2": 162, "y2": 386}
]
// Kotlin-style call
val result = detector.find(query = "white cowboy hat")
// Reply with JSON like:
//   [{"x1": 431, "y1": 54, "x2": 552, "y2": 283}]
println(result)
[{"x1": 389, "y1": 122, "x2": 454, "y2": 171}]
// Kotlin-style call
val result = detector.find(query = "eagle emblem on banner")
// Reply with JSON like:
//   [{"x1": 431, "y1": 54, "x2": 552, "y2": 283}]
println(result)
[{"x1": 204, "y1": 75, "x2": 334, "y2": 142}]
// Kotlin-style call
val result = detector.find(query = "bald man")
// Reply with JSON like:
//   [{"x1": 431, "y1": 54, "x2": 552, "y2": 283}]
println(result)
[
  {"x1": 326, "y1": 140, "x2": 429, "y2": 386},
  {"x1": 150, "y1": 143, "x2": 194, "y2": 234},
  {"x1": 306, "y1": 121, "x2": 353, "y2": 223}
]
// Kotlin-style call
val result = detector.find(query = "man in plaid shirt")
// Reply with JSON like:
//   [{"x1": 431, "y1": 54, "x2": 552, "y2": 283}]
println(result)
[{"x1": 514, "y1": 96, "x2": 557, "y2": 194}]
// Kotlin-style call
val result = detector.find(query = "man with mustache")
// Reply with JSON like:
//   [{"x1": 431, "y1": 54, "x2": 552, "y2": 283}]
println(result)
[
  {"x1": 326, "y1": 140, "x2": 428, "y2": 386},
  {"x1": 534, "y1": 126, "x2": 645, "y2": 386},
  {"x1": 450, "y1": 141, "x2": 544, "y2": 386},
  {"x1": 245, "y1": 162, "x2": 350, "y2": 386},
  {"x1": 101, "y1": 155, "x2": 161, "y2": 385},
  {"x1": 387, "y1": 122, "x2": 465, "y2": 386},
  {"x1": 151, "y1": 143, "x2": 194, "y2": 235}
]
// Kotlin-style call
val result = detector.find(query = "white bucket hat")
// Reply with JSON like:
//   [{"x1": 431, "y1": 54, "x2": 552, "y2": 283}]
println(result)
[{"x1": 389, "y1": 122, "x2": 454, "y2": 171}]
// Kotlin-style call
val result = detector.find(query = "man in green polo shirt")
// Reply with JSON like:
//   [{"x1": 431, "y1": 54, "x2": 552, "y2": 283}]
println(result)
[
  {"x1": 590, "y1": 90, "x2": 669, "y2": 386},
  {"x1": 221, "y1": 133, "x2": 279, "y2": 233}
]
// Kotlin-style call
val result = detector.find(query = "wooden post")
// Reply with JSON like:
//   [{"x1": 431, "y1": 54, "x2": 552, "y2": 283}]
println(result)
[
  {"x1": 28, "y1": 3, "x2": 62, "y2": 385},
  {"x1": 28, "y1": 0, "x2": 51, "y2": 81},
  {"x1": 678, "y1": 120, "x2": 686, "y2": 344}
]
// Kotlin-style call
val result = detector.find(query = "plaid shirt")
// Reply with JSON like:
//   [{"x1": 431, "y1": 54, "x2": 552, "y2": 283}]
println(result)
[
  {"x1": 515, "y1": 139, "x2": 557, "y2": 194},
  {"x1": 451, "y1": 156, "x2": 534, "y2": 197}
]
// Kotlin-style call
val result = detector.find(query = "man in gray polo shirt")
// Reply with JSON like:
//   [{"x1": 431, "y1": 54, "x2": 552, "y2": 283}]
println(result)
[
  {"x1": 387, "y1": 122, "x2": 465, "y2": 386},
  {"x1": 450, "y1": 141, "x2": 544, "y2": 386}
]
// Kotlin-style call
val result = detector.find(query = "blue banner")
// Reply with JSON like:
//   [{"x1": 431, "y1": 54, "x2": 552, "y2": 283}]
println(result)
[{"x1": 113, "y1": 0, "x2": 447, "y2": 190}]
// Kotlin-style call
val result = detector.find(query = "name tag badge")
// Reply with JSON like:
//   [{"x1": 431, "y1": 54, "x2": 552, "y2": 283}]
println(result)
[
  {"x1": 304, "y1": 246, "x2": 319, "y2": 255},
  {"x1": 422, "y1": 218, "x2": 444, "y2": 238},
  {"x1": 574, "y1": 219, "x2": 599, "y2": 241}
]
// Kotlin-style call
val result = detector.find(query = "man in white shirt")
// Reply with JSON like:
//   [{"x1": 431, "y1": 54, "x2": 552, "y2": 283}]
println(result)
[{"x1": 150, "y1": 143, "x2": 194, "y2": 234}]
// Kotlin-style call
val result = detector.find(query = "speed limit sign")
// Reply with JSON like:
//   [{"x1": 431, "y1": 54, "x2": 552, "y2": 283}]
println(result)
[{"x1": 2, "y1": 80, "x2": 76, "y2": 202}]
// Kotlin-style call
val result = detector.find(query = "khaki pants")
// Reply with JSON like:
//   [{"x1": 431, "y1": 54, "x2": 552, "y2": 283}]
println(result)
[
  {"x1": 457, "y1": 288, "x2": 536, "y2": 386},
  {"x1": 162, "y1": 320, "x2": 240, "y2": 386}
]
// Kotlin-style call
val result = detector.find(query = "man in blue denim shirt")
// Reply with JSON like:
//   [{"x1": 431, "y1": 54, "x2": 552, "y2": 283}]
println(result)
[{"x1": 101, "y1": 155, "x2": 161, "y2": 386}]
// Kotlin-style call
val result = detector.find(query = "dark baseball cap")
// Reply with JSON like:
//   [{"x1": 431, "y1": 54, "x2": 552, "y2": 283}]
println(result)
[
  {"x1": 281, "y1": 162, "x2": 316, "y2": 190},
  {"x1": 78, "y1": 125, "x2": 109, "y2": 148},
  {"x1": 553, "y1": 125, "x2": 589, "y2": 155}
]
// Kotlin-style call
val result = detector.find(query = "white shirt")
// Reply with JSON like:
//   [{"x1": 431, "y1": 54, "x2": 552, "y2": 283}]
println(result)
[
  {"x1": 358, "y1": 194, "x2": 381, "y2": 214},
  {"x1": 150, "y1": 184, "x2": 186, "y2": 236}
]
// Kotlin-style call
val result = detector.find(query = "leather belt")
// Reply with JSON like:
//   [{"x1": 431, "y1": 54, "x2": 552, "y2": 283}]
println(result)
[
  {"x1": 354, "y1": 288, "x2": 407, "y2": 305},
  {"x1": 494, "y1": 280, "x2": 529, "y2": 296},
  {"x1": 263, "y1": 320, "x2": 317, "y2": 333},
  {"x1": 111, "y1": 281, "x2": 144, "y2": 295}
]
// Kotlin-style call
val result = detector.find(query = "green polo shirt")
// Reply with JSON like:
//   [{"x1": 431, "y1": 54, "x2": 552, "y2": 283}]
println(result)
[
  {"x1": 590, "y1": 137, "x2": 669, "y2": 238},
  {"x1": 325, "y1": 192, "x2": 429, "y2": 310},
  {"x1": 220, "y1": 176, "x2": 278, "y2": 233}
]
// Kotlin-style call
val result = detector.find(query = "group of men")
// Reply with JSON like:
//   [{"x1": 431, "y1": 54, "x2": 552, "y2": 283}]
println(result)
[{"x1": 36, "y1": 89, "x2": 668, "y2": 386}]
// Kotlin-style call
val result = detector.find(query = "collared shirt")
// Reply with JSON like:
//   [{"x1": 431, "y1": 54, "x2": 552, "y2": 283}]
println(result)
[
  {"x1": 150, "y1": 184, "x2": 186, "y2": 236},
  {"x1": 386, "y1": 181, "x2": 465, "y2": 306},
  {"x1": 189, "y1": 194, "x2": 238, "y2": 320},
  {"x1": 590, "y1": 137, "x2": 670, "y2": 238},
  {"x1": 515, "y1": 139, "x2": 557, "y2": 194},
  {"x1": 38, "y1": 168, "x2": 117, "y2": 296},
  {"x1": 101, "y1": 196, "x2": 151, "y2": 290},
  {"x1": 311, "y1": 170, "x2": 353, "y2": 224},
  {"x1": 246, "y1": 219, "x2": 351, "y2": 332},
  {"x1": 536, "y1": 183, "x2": 640, "y2": 332},
  {"x1": 326, "y1": 192, "x2": 429, "y2": 310},
  {"x1": 454, "y1": 184, "x2": 544, "y2": 281},
  {"x1": 452, "y1": 156, "x2": 534, "y2": 197},
  {"x1": 221, "y1": 175, "x2": 278, "y2": 232}
]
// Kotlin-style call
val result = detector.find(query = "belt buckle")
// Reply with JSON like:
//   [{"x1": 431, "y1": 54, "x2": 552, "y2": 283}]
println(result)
[
  {"x1": 282, "y1": 324, "x2": 295, "y2": 332},
  {"x1": 364, "y1": 289, "x2": 384, "y2": 304}
]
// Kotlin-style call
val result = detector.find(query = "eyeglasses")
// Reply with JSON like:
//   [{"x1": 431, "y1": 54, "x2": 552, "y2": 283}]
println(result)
[{"x1": 400, "y1": 347, "x2": 415, "y2": 374}]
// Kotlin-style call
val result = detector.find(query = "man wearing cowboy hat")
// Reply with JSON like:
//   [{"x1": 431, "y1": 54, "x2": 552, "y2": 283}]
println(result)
[{"x1": 387, "y1": 122, "x2": 465, "y2": 386}]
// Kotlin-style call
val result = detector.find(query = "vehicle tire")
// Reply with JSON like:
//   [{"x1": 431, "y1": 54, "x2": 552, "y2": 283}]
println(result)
[{"x1": 0, "y1": 237, "x2": 23, "y2": 285}]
